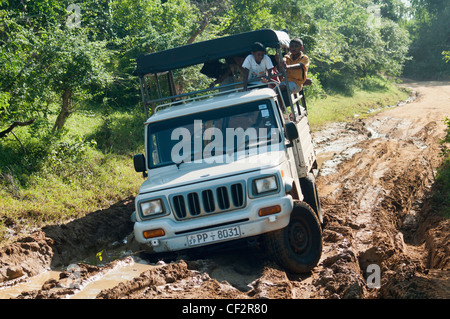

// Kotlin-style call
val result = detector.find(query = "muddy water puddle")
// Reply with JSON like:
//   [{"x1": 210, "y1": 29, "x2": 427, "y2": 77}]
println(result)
[
  {"x1": 0, "y1": 270, "x2": 61, "y2": 299},
  {"x1": 313, "y1": 116, "x2": 414, "y2": 176},
  {"x1": 0, "y1": 253, "x2": 156, "y2": 299},
  {"x1": 313, "y1": 122, "x2": 366, "y2": 175},
  {"x1": 69, "y1": 259, "x2": 156, "y2": 299}
]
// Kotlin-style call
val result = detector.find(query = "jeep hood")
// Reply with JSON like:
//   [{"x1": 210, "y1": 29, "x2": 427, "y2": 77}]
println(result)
[{"x1": 138, "y1": 149, "x2": 285, "y2": 194}]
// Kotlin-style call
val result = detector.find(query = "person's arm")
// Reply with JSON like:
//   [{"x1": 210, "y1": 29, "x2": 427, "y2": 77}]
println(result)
[
  {"x1": 261, "y1": 68, "x2": 272, "y2": 83},
  {"x1": 262, "y1": 55, "x2": 274, "y2": 83},
  {"x1": 286, "y1": 63, "x2": 304, "y2": 70},
  {"x1": 243, "y1": 68, "x2": 249, "y2": 91},
  {"x1": 286, "y1": 55, "x2": 309, "y2": 70},
  {"x1": 209, "y1": 68, "x2": 231, "y2": 88}
]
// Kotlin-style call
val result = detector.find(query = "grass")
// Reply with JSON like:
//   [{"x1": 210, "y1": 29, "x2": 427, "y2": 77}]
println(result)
[
  {"x1": 0, "y1": 108, "x2": 145, "y2": 244},
  {"x1": 434, "y1": 117, "x2": 450, "y2": 219},
  {"x1": 0, "y1": 153, "x2": 139, "y2": 219},
  {"x1": 307, "y1": 77, "x2": 411, "y2": 130},
  {"x1": 435, "y1": 160, "x2": 450, "y2": 219}
]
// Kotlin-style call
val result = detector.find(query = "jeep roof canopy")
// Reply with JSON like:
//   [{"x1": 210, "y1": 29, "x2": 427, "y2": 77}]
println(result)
[
  {"x1": 134, "y1": 29, "x2": 297, "y2": 118},
  {"x1": 134, "y1": 29, "x2": 290, "y2": 77}
]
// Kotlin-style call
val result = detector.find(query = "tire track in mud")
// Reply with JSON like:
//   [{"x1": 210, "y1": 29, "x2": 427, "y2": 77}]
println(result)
[
  {"x1": 0, "y1": 81, "x2": 449, "y2": 299},
  {"x1": 314, "y1": 124, "x2": 434, "y2": 298},
  {"x1": 312, "y1": 82, "x2": 450, "y2": 298}
]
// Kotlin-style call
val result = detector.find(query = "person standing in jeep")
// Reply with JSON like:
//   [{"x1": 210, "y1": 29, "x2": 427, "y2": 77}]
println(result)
[
  {"x1": 242, "y1": 42, "x2": 274, "y2": 91},
  {"x1": 281, "y1": 38, "x2": 310, "y2": 94}
]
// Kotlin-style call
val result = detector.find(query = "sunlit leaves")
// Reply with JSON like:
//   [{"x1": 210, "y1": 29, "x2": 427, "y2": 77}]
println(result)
[
  {"x1": 443, "y1": 51, "x2": 450, "y2": 64},
  {"x1": 0, "y1": 0, "x2": 419, "y2": 128},
  {"x1": 404, "y1": 0, "x2": 450, "y2": 78},
  {"x1": 300, "y1": 0, "x2": 411, "y2": 92}
]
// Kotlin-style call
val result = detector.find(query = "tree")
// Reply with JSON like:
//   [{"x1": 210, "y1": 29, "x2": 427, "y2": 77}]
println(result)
[
  {"x1": 292, "y1": 0, "x2": 412, "y2": 93},
  {"x1": 404, "y1": 0, "x2": 450, "y2": 78},
  {"x1": 374, "y1": 0, "x2": 408, "y2": 22},
  {"x1": 379, "y1": 19, "x2": 411, "y2": 76},
  {"x1": 0, "y1": 9, "x2": 43, "y2": 128},
  {"x1": 35, "y1": 27, "x2": 112, "y2": 132},
  {"x1": 1, "y1": 3, "x2": 113, "y2": 133}
]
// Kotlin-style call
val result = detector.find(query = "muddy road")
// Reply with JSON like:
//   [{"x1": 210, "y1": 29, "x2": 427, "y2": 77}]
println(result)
[{"x1": 0, "y1": 81, "x2": 449, "y2": 300}]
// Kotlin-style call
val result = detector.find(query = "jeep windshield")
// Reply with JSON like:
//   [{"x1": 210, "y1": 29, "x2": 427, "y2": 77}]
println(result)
[{"x1": 148, "y1": 99, "x2": 282, "y2": 168}]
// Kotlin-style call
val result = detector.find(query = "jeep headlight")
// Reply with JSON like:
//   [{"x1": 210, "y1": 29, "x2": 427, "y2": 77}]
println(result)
[
  {"x1": 254, "y1": 175, "x2": 278, "y2": 194},
  {"x1": 140, "y1": 199, "x2": 164, "y2": 217}
]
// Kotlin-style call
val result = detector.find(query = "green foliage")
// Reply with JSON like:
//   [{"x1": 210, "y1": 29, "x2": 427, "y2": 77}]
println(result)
[
  {"x1": 46, "y1": 137, "x2": 97, "y2": 181},
  {"x1": 87, "y1": 108, "x2": 146, "y2": 155},
  {"x1": 0, "y1": 0, "x2": 421, "y2": 166},
  {"x1": 0, "y1": 0, "x2": 439, "y2": 239},
  {"x1": 302, "y1": 73, "x2": 325, "y2": 101},
  {"x1": 38, "y1": 28, "x2": 112, "y2": 93},
  {"x1": 434, "y1": 117, "x2": 450, "y2": 218},
  {"x1": 36, "y1": 27, "x2": 113, "y2": 131},
  {"x1": 404, "y1": 0, "x2": 450, "y2": 79},
  {"x1": 375, "y1": 0, "x2": 409, "y2": 22},
  {"x1": 1, "y1": 0, "x2": 417, "y2": 126},
  {"x1": 302, "y1": 0, "x2": 411, "y2": 94},
  {"x1": 439, "y1": 117, "x2": 450, "y2": 157},
  {"x1": 0, "y1": 125, "x2": 96, "y2": 187},
  {"x1": 0, "y1": 10, "x2": 44, "y2": 125},
  {"x1": 443, "y1": 51, "x2": 450, "y2": 64},
  {"x1": 307, "y1": 75, "x2": 410, "y2": 128}
]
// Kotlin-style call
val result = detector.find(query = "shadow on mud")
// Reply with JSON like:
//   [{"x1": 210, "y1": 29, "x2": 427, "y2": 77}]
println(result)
[
  {"x1": 40, "y1": 197, "x2": 284, "y2": 293},
  {"x1": 42, "y1": 198, "x2": 135, "y2": 268}
]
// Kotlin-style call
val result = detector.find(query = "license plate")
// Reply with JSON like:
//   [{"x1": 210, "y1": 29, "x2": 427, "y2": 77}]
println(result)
[{"x1": 187, "y1": 226, "x2": 241, "y2": 247}]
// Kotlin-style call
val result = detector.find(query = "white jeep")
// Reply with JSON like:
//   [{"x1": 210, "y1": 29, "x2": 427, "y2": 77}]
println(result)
[{"x1": 131, "y1": 29, "x2": 322, "y2": 273}]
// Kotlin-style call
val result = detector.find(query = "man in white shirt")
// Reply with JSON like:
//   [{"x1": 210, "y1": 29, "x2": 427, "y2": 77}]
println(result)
[{"x1": 242, "y1": 42, "x2": 274, "y2": 91}]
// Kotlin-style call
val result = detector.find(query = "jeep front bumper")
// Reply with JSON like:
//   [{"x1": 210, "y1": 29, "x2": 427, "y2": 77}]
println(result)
[{"x1": 133, "y1": 195, "x2": 293, "y2": 253}]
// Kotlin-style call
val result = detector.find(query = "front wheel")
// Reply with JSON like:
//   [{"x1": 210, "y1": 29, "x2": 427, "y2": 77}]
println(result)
[
  {"x1": 300, "y1": 172, "x2": 322, "y2": 224},
  {"x1": 263, "y1": 201, "x2": 322, "y2": 273}
]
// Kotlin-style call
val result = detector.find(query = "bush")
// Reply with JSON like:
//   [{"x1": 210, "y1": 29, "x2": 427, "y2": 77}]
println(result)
[
  {"x1": 45, "y1": 137, "x2": 97, "y2": 182},
  {"x1": 434, "y1": 117, "x2": 450, "y2": 218},
  {"x1": 87, "y1": 109, "x2": 145, "y2": 155},
  {"x1": 303, "y1": 73, "x2": 325, "y2": 101}
]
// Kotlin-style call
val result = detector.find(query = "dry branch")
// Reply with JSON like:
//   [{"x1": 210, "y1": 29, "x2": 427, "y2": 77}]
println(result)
[{"x1": 0, "y1": 119, "x2": 35, "y2": 139}]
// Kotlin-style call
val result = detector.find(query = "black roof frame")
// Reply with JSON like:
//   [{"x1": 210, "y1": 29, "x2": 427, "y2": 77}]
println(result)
[
  {"x1": 134, "y1": 29, "x2": 290, "y2": 77},
  {"x1": 133, "y1": 29, "x2": 307, "y2": 119}
]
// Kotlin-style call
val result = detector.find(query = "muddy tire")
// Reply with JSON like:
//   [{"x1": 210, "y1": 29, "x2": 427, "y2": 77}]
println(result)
[
  {"x1": 300, "y1": 172, "x2": 322, "y2": 224},
  {"x1": 263, "y1": 201, "x2": 322, "y2": 273}
]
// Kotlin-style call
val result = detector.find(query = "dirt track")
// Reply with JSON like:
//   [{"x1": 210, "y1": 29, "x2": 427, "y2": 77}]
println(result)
[{"x1": 0, "y1": 81, "x2": 449, "y2": 299}]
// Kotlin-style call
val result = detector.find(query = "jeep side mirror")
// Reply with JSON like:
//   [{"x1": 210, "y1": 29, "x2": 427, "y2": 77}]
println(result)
[
  {"x1": 285, "y1": 122, "x2": 299, "y2": 143},
  {"x1": 133, "y1": 154, "x2": 148, "y2": 178}
]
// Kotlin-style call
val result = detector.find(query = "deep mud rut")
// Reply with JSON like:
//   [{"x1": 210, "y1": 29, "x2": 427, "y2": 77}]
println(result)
[{"x1": 0, "y1": 81, "x2": 449, "y2": 300}]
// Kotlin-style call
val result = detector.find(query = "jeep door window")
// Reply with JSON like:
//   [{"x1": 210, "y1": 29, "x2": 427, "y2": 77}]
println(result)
[{"x1": 147, "y1": 100, "x2": 281, "y2": 168}]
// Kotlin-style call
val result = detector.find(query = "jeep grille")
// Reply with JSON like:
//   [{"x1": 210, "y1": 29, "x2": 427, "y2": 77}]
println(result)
[{"x1": 170, "y1": 182, "x2": 246, "y2": 220}]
